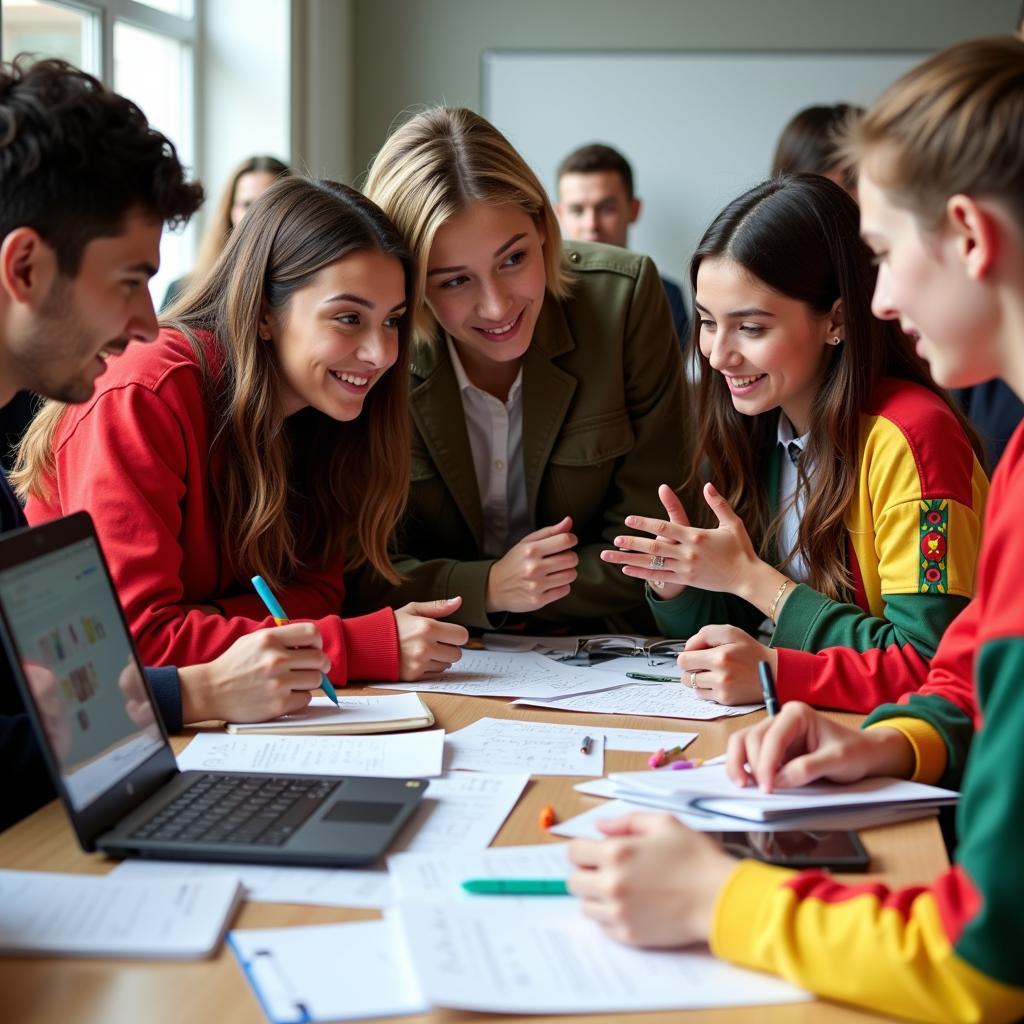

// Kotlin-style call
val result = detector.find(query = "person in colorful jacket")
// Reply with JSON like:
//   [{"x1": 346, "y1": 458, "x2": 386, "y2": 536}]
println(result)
[
  {"x1": 14, "y1": 177, "x2": 468, "y2": 702},
  {"x1": 603, "y1": 174, "x2": 987, "y2": 711},
  {"x1": 568, "y1": 36, "x2": 1024, "y2": 1023}
]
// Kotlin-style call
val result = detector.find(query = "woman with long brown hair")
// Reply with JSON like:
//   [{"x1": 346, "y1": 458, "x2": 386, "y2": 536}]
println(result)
[
  {"x1": 604, "y1": 173, "x2": 987, "y2": 711},
  {"x1": 13, "y1": 177, "x2": 466, "y2": 721}
]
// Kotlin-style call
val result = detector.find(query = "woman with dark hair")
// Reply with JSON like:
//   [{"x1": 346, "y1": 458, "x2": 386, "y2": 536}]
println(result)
[
  {"x1": 771, "y1": 104, "x2": 863, "y2": 194},
  {"x1": 14, "y1": 177, "x2": 467, "y2": 721},
  {"x1": 603, "y1": 174, "x2": 987, "y2": 711}
]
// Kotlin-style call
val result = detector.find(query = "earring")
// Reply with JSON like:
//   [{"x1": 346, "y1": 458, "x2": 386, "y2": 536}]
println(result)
[{"x1": 829, "y1": 336, "x2": 843, "y2": 346}]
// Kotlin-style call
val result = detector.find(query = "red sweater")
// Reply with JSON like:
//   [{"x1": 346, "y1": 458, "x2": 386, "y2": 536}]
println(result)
[{"x1": 25, "y1": 330, "x2": 399, "y2": 684}]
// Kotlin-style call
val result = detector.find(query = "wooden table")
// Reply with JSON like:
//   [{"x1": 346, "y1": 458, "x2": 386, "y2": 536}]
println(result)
[{"x1": 0, "y1": 688, "x2": 948, "y2": 1024}]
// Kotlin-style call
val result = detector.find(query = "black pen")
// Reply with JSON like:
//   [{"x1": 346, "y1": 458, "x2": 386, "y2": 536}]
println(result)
[
  {"x1": 757, "y1": 660, "x2": 779, "y2": 718},
  {"x1": 580, "y1": 735, "x2": 594, "y2": 755}
]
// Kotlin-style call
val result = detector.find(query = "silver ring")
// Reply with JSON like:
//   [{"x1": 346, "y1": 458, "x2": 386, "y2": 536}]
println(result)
[
  {"x1": 649, "y1": 554, "x2": 665, "y2": 570},
  {"x1": 690, "y1": 671, "x2": 697, "y2": 689},
  {"x1": 652, "y1": 579, "x2": 665, "y2": 590}
]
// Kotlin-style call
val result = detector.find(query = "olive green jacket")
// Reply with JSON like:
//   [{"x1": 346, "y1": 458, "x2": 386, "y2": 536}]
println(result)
[{"x1": 350, "y1": 241, "x2": 691, "y2": 632}]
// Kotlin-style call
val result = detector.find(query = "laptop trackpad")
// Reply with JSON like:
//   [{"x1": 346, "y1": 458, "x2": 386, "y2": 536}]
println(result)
[{"x1": 323, "y1": 800, "x2": 405, "y2": 825}]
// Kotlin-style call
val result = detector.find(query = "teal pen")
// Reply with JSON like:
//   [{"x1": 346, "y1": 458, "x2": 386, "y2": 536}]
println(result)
[
  {"x1": 625, "y1": 671, "x2": 678, "y2": 683},
  {"x1": 251, "y1": 574, "x2": 339, "y2": 705},
  {"x1": 461, "y1": 879, "x2": 570, "y2": 895}
]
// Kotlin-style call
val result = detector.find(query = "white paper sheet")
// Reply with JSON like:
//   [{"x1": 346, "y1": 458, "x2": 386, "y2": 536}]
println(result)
[
  {"x1": 609, "y1": 764, "x2": 959, "y2": 821},
  {"x1": 599, "y1": 726, "x2": 698, "y2": 753},
  {"x1": 392, "y1": 772, "x2": 530, "y2": 854},
  {"x1": 110, "y1": 859, "x2": 393, "y2": 909},
  {"x1": 0, "y1": 870, "x2": 241, "y2": 959},
  {"x1": 388, "y1": 842, "x2": 573, "y2": 902},
  {"x1": 550, "y1": 796, "x2": 941, "y2": 837},
  {"x1": 445, "y1": 717, "x2": 604, "y2": 775},
  {"x1": 176, "y1": 730, "x2": 445, "y2": 778},
  {"x1": 516, "y1": 681, "x2": 762, "y2": 719},
  {"x1": 229, "y1": 919, "x2": 428, "y2": 1023},
  {"x1": 374, "y1": 649, "x2": 623, "y2": 699},
  {"x1": 396, "y1": 900, "x2": 811, "y2": 1013},
  {"x1": 226, "y1": 693, "x2": 431, "y2": 733}
]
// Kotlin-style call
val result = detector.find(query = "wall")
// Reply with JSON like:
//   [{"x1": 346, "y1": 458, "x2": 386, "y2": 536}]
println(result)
[{"x1": 351, "y1": 0, "x2": 1016, "y2": 179}]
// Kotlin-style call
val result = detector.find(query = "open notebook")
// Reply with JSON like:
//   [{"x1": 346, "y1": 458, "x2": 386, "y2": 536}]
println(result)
[{"x1": 226, "y1": 693, "x2": 434, "y2": 735}]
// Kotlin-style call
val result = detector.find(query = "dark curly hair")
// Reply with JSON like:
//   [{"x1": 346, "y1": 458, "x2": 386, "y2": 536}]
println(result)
[{"x1": 0, "y1": 56, "x2": 203, "y2": 274}]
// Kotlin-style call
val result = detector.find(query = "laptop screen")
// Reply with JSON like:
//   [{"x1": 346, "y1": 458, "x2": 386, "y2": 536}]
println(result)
[{"x1": 0, "y1": 534, "x2": 163, "y2": 811}]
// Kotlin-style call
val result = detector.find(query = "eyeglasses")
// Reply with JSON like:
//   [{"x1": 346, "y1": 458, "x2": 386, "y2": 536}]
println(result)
[{"x1": 570, "y1": 636, "x2": 686, "y2": 667}]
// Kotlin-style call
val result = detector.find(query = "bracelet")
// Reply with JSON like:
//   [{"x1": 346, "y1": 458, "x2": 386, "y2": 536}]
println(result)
[{"x1": 768, "y1": 579, "x2": 791, "y2": 622}]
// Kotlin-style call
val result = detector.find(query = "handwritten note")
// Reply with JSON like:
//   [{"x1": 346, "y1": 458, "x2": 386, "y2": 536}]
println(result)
[
  {"x1": 445, "y1": 718, "x2": 604, "y2": 776},
  {"x1": 375, "y1": 649, "x2": 622, "y2": 700},
  {"x1": 393, "y1": 772, "x2": 530, "y2": 854},
  {"x1": 176, "y1": 730, "x2": 445, "y2": 778},
  {"x1": 516, "y1": 682, "x2": 762, "y2": 720},
  {"x1": 396, "y1": 901, "x2": 811, "y2": 1014}
]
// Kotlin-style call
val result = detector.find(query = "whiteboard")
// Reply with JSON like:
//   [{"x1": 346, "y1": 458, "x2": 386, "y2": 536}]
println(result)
[{"x1": 483, "y1": 50, "x2": 925, "y2": 292}]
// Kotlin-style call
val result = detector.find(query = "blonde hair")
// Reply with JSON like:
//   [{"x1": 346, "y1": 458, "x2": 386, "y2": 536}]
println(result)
[
  {"x1": 842, "y1": 36, "x2": 1024, "y2": 229},
  {"x1": 364, "y1": 106, "x2": 573, "y2": 344},
  {"x1": 192, "y1": 155, "x2": 290, "y2": 285},
  {"x1": 14, "y1": 178, "x2": 416, "y2": 592}
]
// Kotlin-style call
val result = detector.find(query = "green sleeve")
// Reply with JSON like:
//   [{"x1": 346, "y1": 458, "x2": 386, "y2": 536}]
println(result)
[
  {"x1": 772, "y1": 584, "x2": 969, "y2": 659},
  {"x1": 863, "y1": 692, "x2": 974, "y2": 790},
  {"x1": 647, "y1": 584, "x2": 764, "y2": 639}
]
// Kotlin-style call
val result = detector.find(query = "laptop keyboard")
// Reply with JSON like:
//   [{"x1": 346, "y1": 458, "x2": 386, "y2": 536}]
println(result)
[{"x1": 129, "y1": 774, "x2": 338, "y2": 847}]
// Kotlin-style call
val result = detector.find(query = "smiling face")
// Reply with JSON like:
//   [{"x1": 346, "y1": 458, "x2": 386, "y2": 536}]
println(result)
[
  {"x1": 425, "y1": 202, "x2": 548, "y2": 385},
  {"x1": 266, "y1": 249, "x2": 406, "y2": 420},
  {"x1": 858, "y1": 166, "x2": 1000, "y2": 389},
  {"x1": 695, "y1": 257, "x2": 839, "y2": 434},
  {"x1": 5, "y1": 208, "x2": 162, "y2": 404}
]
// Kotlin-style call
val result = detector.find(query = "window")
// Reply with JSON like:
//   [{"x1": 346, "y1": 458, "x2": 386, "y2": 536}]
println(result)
[{"x1": 1, "y1": 0, "x2": 198, "y2": 307}]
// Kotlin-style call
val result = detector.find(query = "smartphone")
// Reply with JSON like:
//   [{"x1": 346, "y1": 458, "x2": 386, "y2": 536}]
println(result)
[{"x1": 710, "y1": 830, "x2": 870, "y2": 871}]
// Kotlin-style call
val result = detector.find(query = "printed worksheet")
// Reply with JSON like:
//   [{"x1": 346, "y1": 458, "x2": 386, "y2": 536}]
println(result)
[
  {"x1": 515, "y1": 682, "x2": 762, "y2": 720},
  {"x1": 396, "y1": 901, "x2": 812, "y2": 1013},
  {"x1": 375, "y1": 649, "x2": 624, "y2": 700},
  {"x1": 388, "y1": 842, "x2": 573, "y2": 902},
  {"x1": 445, "y1": 718, "x2": 604, "y2": 776},
  {"x1": 176, "y1": 729, "x2": 445, "y2": 778}
]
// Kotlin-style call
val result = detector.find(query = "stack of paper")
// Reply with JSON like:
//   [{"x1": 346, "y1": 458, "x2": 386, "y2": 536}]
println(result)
[{"x1": 0, "y1": 870, "x2": 242, "y2": 959}]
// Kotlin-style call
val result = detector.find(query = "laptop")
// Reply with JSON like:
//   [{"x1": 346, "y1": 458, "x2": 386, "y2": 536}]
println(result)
[{"x1": 0, "y1": 511, "x2": 426, "y2": 866}]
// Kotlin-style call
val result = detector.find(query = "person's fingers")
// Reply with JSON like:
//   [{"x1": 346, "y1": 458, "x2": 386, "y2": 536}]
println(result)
[
  {"x1": 658, "y1": 483, "x2": 692, "y2": 528},
  {"x1": 277, "y1": 647, "x2": 333, "y2": 671},
  {"x1": 263, "y1": 621, "x2": 324, "y2": 647},
  {"x1": 566, "y1": 837, "x2": 607, "y2": 869},
  {"x1": 277, "y1": 689, "x2": 314, "y2": 716},
  {"x1": 688, "y1": 623, "x2": 749, "y2": 647},
  {"x1": 280, "y1": 670, "x2": 329, "y2": 691},
  {"x1": 539, "y1": 568, "x2": 578, "y2": 592},
  {"x1": 398, "y1": 596, "x2": 463, "y2": 620},
  {"x1": 750, "y1": 708, "x2": 811, "y2": 793},
  {"x1": 703, "y1": 481, "x2": 744, "y2": 529},
  {"x1": 595, "y1": 812, "x2": 656, "y2": 837},
  {"x1": 725, "y1": 729, "x2": 756, "y2": 787},
  {"x1": 526, "y1": 530, "x2": 579, "y2": 557},
  {"x1": 575, "y1": 895, "x2": 621, "y2": 926},
  {"x1": 774, "y1": 748, "x2": 843, "y2": 789},
  {"x1": 675, "y1": 649, "x2": 720, "y2": 674},
  {"x1": 683, "y1": 629, "x2": 714, "y2": 652},
  {"x1": 521, "y1": 516, "x2": 573, "y2": 542},
  {"x1": 623, "y1": 513, "x2": 681, "y2": 539}
]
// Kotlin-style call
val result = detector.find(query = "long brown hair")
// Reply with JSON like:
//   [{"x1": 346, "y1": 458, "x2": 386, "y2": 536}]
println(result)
[
  {"x1": 192, "y1": 155, "x2": 290, "y2": 284},
  {"x1": 14, "y1": 177, "x2": 416, "y2": 591},
  {"x1": 688, "y1": 174, "x2": 982, "y2": 601}
]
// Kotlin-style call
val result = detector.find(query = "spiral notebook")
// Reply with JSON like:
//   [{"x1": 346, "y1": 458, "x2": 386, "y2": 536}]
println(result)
[{"x1": 226, "y1": 693, "x2": 434, "y2": 735}]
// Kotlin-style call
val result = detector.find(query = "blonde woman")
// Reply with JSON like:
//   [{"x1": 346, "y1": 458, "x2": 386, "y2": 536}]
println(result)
[
  {"x1": 359, "y1": 107, "x2": 688, "y2": 634},
  {"x1": 14, "y1": 177, "x2": 467, "y2": 713}
]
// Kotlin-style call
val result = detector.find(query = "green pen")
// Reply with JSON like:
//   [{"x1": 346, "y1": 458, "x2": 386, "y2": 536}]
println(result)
[
  {"x1": 461, "y1": 879, "x2": 570, "y2": 895},
  {"x1": 625, "y1": 671, "x2": 678, "y2": 683}
]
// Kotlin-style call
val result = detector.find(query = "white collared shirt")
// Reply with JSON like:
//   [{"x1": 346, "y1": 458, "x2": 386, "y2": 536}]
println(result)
[
  {"x1": 447, "y1": 337, "x2": 531, "y2": 559},
  {"x1": 776, "y1": 412, "x2": 812, "y2": 585}
]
